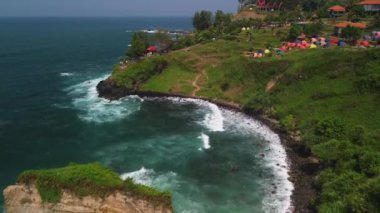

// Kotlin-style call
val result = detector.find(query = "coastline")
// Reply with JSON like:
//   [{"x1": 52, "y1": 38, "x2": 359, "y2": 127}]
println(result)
[{"x1": 97, "y1": 79, "x2": 318, "y2": 212}]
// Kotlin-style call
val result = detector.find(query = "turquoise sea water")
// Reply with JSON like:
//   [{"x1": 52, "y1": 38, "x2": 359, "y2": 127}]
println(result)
[{"x1": 0, "y1": 17, "x2": 292, "y2": 212}]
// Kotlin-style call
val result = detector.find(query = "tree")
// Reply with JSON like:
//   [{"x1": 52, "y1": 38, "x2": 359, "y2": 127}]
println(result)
[
  {"x1": 150, "y1": 32, "x2": 173, "y2": 53},
  {"x1": 370, "y1": 14, "x2": 380, "y2": 29},
  {"x1": 341, "y1": 25, "x2": 362, "y2": 45},
  {"x1": 192, "y1": 10, "x2": 213, "y2": 31},
  {"x1": 288, "y1": 24, "x2": 303, "y2": 40},
  {"x1": 127, "y1": 32, "x2": 149, "y2": 58},
  {"x1": 347, "y1": 5, "x2": 365, "y2": 21},
  {"x1": 214, "y1": 10, "x2": 232, "y2": 35}
]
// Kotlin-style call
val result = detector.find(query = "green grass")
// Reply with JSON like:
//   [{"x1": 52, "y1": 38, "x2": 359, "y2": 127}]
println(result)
[{"x1": 17, "y1": 163, "x2": 172, "y2": 207}]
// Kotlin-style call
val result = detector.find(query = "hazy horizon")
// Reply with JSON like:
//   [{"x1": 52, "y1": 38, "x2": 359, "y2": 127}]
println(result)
[{"x1": 0, "y1": 0, "x2": 236, "y2": 17}]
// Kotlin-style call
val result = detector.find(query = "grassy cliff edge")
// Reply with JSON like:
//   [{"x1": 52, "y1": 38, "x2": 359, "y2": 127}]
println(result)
[{"x1": 17, "y1": 163, "x2": 172, "y2": 208}]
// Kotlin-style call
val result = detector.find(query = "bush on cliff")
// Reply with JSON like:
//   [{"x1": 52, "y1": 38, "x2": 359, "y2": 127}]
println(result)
[{"x1": 113, "y1": 56, "x2": 168, "y2": 88}]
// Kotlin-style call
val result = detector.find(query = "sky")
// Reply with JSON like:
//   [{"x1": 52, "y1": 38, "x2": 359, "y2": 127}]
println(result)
[{"x1": 0, "y1": 0, "x2": 237, "y2": 17}]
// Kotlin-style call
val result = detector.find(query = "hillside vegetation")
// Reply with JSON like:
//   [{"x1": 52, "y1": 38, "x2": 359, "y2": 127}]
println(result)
[{"x1": 111, "y1": 26, "x2": 380, "y2": 211}]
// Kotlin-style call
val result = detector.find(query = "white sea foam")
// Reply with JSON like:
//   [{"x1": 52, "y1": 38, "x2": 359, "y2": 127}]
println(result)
[
  {"x1": 199, "y1": 133, "x2": 210, "y2": 150},
  {"x1": 121, "y1": 168, "x2": 179, "y2": 190},
  {"x1": 203, "y1": 102, "x2": 224, "y2": 132},
  {"x1": 63, "y1": 75, "x2": 143, "y2": 123},
  {"x1": 121, "y1": 167, "x2": 155, "y2": 185},
  {"x1": 60, "y1": 72, "x2": 74, "y2": 77},
  {"x1": 146, "y1": 97, "x2": 224, "y2": 132},
  {"x1": 222, "y1": 110, "x2": 294, "y2": 213}
]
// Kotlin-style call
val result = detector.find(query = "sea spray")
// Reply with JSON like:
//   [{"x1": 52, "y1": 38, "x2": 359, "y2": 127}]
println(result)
[{"x1": 63, "y1": 75, "x2": 143, "y2": 123}]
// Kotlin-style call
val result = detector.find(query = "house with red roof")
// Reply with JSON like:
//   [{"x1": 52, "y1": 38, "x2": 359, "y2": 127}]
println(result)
[
  {"x1": 328, "y1": 5, "x2": 346, "y2": 12},
  {"x1": 356, "y1": 0, "x2": 380, "y2": 12},
  {"x1": 327, "y1": 5, "x2": 346, "y2": 18}
]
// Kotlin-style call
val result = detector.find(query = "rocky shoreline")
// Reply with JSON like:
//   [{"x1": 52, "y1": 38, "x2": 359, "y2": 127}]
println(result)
[{"x1": 97, "y1": 78, "x2": 319, "y2": 212}]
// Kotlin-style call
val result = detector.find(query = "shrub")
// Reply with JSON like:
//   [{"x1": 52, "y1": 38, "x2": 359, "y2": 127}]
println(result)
[
  {"x1": 114, "y1": 56, "x2": 168, "y2": 87},
  {"x1": 341, "y1": 26, "x2": 362, "y2": 45},
  {"x1": 312, "y1": 139, "x2": 356, "y2": 161},
  {"x1": 355, "y1": 73, "x2": 380, "y2": 93},
  {"x1": 281, "y1": 114, "x2": 296, "y2": 132},
  {"x1": 303, "y1": 21, "x2": 323, "y2": 36},
  {"x1": 288, "y1": 24, "x2": 303, "y2": 41},
  {"x1": 314, "y1": 117, "x2": 347, "y2": 139}
]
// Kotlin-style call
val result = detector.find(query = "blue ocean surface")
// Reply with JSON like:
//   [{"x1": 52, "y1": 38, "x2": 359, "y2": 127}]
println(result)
[{"x1": 0, "y1": 17, "x2": 292, "y2": 212}]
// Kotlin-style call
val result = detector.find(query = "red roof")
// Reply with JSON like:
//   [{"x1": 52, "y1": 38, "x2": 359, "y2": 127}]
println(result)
[
  {"x1": 147, "y1": 46, "x2": 157, "y2": 52},
  {"x1": 335, "y1": 21, "x2": 367, "y2": 29},
  {"x1": 357, "y1": 0, "x2": 380, "y2": 5},
  {"x1": 328, "y1": 5, "x2": 346, "y2": 12}
]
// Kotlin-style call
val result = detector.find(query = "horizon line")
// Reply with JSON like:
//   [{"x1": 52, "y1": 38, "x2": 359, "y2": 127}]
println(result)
[{"x1": 0, "y1": 15, "x2": 193, "y2": 18}]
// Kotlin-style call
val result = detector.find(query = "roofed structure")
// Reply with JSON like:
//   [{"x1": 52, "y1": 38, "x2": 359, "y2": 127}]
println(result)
[
  {"x1": 356, "y1": 0, "x2": 380, "y2": 12},
  {"x1": 328, "y1": 5, "x2": 346, "y2": 12}
]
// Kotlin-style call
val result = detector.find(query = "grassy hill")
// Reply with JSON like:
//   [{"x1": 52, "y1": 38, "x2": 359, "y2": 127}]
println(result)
[{"x1": 110, "y1": 29, "x2": 380, "y2": 211}]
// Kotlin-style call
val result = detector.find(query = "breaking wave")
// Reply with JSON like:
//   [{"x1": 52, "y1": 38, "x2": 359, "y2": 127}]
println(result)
[
  {"x1": 120, "y1": 167, "x2": 179, "y2": 191},
  {"x1": 63, "y1": 75, "x2": 143, "y2": 123}
]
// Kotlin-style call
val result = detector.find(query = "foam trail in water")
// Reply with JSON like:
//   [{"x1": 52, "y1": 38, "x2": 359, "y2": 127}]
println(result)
[
  {"x1": 198, "y1": 133, "x2": 210, "y2": 150},
  {"x1": 64, "y1": 75, "x2": 143, "y2": 123},
  {"x1": 60, "y1": 72, "x2": 74, "y2": 77}
]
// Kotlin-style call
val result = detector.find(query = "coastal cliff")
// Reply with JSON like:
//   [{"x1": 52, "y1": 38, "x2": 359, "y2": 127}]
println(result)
[
  {"x1": 3, "y1": 163, "x2": 172, "y2": 213},
  {"x1": 3, "y1": 184, "x2": 171, "y2": 213}
]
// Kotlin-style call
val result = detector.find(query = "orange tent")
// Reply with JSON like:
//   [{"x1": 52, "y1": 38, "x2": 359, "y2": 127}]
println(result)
[
  {"x1": 335, "y1": 21, "x2": 367, "y2": 29},
  {"x1": 328, "y1": 5, "x2": 346, "y2": 12}
]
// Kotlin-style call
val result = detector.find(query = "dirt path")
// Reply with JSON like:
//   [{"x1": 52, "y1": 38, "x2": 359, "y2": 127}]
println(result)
[
  {"x1": 188, "y1": 52, "x2": 210, "y2": 97},
  {"x1": 191, "y1": 74, "x2": 202, "y2": 96},
  {"x1": 266, "y1": 74, "x2": 283, "y2": 93}
]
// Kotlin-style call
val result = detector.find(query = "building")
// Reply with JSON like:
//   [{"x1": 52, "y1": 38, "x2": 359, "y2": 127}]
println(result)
[
  {"x1": 334, "y1": 21, "x2": 367, "y2": 35},
  {"x1": 327, "y1": 5, "x2": 346, "y2": 17},
  {"x1": 356, "y1": 0, "x2": 380, "y2": 12}
]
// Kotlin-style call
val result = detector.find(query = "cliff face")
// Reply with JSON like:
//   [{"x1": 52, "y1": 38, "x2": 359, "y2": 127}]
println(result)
[{"x1": 3, "y1": 184, "x2": 172, "y2": 213}]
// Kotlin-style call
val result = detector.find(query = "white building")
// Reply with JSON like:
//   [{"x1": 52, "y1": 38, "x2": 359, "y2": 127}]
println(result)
[{"x1": 357, "y1": 0, "x2": 380, "y2": 12}]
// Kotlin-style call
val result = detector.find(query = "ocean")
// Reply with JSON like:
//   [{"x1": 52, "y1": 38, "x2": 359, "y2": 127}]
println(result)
[{"x1": 0, "y1": 17, "x2": 292, "y2": 212}]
